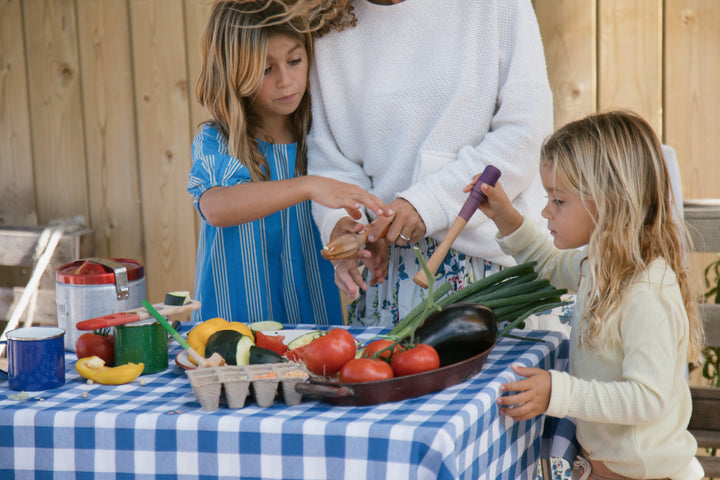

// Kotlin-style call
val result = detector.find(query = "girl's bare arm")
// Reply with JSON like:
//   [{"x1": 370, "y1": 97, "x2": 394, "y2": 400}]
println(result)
[{"x1": 200, "y1": 175, "x2": 392, "y2": 227}]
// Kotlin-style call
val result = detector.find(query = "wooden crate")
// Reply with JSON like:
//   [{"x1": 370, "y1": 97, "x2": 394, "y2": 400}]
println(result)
[{"x1": 0, "y1": 226, "x2": 94, "y2": 326}]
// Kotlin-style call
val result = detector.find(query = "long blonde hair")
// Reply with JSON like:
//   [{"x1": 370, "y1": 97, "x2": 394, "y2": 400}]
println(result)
[
  {"x1": 195, "y1": 0, "x2": 355, "y2": 181},
  {"x1": 541, "y1": 111, "x2": 704, "y2": 364}
]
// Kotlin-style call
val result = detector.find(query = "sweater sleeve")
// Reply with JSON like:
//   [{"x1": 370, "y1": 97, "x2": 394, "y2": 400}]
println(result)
[
  {"x1": 398, "y1": 0, "x2": 552, "y2": 237},
  {"x1": 306, "y1": 64, "x2": 372, "y2": 243},
  {"x1": 496, "y1": 217, "x2": 584, "y2": 292},
  {"x1": 546, "y1": 281, "x2": 683, "y2": 425}
]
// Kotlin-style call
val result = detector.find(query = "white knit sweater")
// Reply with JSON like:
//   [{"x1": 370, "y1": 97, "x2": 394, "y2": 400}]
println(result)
[
  {"x1": 498, "y1": 219, "x2": 704, "y2": 480},
  {"x1": 307, "y1": 0, "x2": 553, "y2": 265}
]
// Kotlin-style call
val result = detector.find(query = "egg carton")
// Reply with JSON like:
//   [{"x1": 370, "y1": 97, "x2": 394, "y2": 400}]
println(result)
[{"x1": 186, "y1": 363, "x2": 309, "y2": 411}]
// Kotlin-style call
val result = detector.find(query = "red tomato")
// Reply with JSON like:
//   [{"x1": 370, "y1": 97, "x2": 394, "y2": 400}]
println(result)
[
  {"x1": 284, "y1": 345, "x2": 306, "y2": 362},
  {"x1": 390, "y1": 344, "x2": 440, "y2": 377},
  {"x1": 361, "y1": 339, "x2": 402, "y2": 361},
  {"x1": 254, "y1": 331, "x2": 288, "y2": 356},
  {"x1": 302, "y1": 328, "x2": 356, "y2": 376},
  {"x1": 75, "y1": 332, "x2": 115, "y2": 366},
  {"x1": 339, "y1": 358, "x2": 394, "y2": 383}
]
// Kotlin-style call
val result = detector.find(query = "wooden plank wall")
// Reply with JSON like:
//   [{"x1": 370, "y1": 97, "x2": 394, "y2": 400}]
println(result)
[{"x1": 1, "y1": 0, "x2": 718, "y2": 305}]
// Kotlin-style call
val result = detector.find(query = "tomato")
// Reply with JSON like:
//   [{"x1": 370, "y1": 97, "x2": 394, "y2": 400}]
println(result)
[
  {"x1": 75, "y1": 332, "x2": 115, "y2": 366},
  {"x1": 254, "y1": 331, "x2": 288, "y2": 356},
  {"x1": 302, "y1": 328, "x2": 356, "y2": 376},
  {"x1": 390, "y1": 344, "x2": 440, "y2": 377},
  {"x1": 339, "y1": 358, "x2": 394, "y2": 383},
  {"x1": 284, "y1": 345, "x2": 306, "y2": 362},
  {"x1": 361, "y1": 339, "x2": 402, "y2": 361}
]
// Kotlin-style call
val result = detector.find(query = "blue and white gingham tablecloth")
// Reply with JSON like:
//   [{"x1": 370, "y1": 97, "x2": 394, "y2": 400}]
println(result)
[{"x1": 0, "y1": 325, "x2": 577, "y2": 480}]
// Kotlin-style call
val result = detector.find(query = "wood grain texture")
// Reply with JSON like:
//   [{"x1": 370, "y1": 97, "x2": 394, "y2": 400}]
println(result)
[
  {"x1": 598, "y1": 0, "x2": 662, "y2": 134},
  {"x1": 76, "y1": 0, "x2": 144, "y2": 261},
  {"x1": 0, "y1": 0, "x2": 37, "y2": 226},
  {"x1": 534, "y1": 0, "x2": 597, "y2": 129},
  {"x1": 23, "y1": 0, "x2": 90, "y2": 224},
  {"x1": 184, "y1": 0, "x2": 212, "y2": 133},
  {"x1": 664, "y1": 0, "x2": 720, "y2": 200},
  {"x1": 184, "y1": 0, "x2": 213, "y2": 238},
  {"x1": 130, "y1": 0, "x2": 197, "y2": 300}
]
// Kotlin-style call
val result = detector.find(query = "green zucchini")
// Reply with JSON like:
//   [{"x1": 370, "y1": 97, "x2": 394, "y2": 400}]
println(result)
[
  {"x1": 248, "y1": 320, "x2": 284, "y2": 332},
  {"x1": 165, "y1": 291, "x2": 190, "y2": 306},
  {"x1": 204, "y1": 329, "x2": 287, "y2": 365},
  {"x1": 287, "y1": 330, "x2": 322, "y2": 350},
  {"x1": 205, "y1": 330, "x2": 255, "y2": 365},
  {"x1": 249, "y1": 346, "x2": 287, "y2": 364},
  {"x1": 235, "y1": 335, "x2": 254, "y2": 365}
]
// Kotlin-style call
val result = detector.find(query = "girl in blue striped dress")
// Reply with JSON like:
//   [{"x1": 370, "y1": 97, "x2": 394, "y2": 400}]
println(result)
[{"x1": 188, "y1": 1, "x2": 390, "y2": 326}]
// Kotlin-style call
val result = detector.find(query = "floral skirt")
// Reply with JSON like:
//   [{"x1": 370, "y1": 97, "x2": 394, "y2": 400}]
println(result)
[{"x1": 346, "y1": 238, "x2": 501, "y2": 327}]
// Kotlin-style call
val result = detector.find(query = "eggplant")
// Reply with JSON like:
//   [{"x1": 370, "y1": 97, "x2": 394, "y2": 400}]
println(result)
[{"x1": 414, "y1": 303, "x2": 497, "y2": 366}]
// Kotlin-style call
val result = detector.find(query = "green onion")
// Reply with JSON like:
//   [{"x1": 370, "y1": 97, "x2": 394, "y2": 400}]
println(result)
[{"x1": 387, "y1": 251, "x2": 570, "y2": 344}]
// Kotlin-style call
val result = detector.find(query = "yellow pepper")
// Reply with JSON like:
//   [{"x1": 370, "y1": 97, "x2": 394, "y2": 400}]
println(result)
[{"x1": 75, "y1": 356, "x2": 144, "y2": 385}]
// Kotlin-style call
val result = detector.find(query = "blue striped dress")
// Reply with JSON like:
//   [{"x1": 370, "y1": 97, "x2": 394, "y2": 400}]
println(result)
[{"x1": 187, "y1": 124, "x2": 343, "y2": 325}]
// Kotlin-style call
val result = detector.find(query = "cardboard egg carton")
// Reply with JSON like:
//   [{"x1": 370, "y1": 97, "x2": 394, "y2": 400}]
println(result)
[{"x1": 186, "y1": 363, "x2": 309, "y2": 411}]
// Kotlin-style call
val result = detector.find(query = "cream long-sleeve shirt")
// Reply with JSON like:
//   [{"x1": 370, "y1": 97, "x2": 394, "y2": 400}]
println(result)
[
  {"x1": 498, "y1": 218, "x2": 703, "y2": 480},
  {"x1": 307, "y1": 0, "x2": 552, "y2": 266}
]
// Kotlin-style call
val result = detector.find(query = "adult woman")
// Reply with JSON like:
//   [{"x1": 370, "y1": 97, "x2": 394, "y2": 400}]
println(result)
[{"x1": 307, "y1": 0, "x2": 553, "y2": 325}]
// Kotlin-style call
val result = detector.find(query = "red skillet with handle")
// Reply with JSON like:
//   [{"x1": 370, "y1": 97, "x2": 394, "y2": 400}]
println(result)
[{"x1": 295, "y1": 343, "x2": 494, "y2": 406}]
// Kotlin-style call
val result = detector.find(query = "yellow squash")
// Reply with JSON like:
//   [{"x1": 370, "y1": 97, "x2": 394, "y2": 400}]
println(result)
[
  {"x1": 186, "y1": 317, "x2": 253, "y2": 358},
  {"x1": 76, "y1": 356, "x2": 144, "y2": 385}
]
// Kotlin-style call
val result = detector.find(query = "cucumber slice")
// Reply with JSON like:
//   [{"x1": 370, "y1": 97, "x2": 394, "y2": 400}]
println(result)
[
  {"x1": 248, "y1": 320, "x2": 284, "y2": 332},
  {"x1": 287, "y1": 330, "x2": 323, "y2": 350},
  {"x1": 165, "y1": 291, "x2": 190, "y2": 306},
  {"x1": 235, "y1": 335, "x2": 255, "y2": 366}
]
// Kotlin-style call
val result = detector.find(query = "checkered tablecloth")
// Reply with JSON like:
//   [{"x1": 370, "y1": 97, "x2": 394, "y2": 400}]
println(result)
[{"x1": 0, "y1": 326, "x2": 575, "y2": 480}]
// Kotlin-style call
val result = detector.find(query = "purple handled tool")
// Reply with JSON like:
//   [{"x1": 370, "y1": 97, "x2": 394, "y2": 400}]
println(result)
[{"x1": 413, "y1": 165, "x2": 501, "y2": 288}]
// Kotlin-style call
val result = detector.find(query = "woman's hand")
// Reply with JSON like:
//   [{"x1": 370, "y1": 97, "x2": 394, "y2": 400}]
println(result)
[
  {"x1": 463, "y1": 177, "x2": 523, "y2": 237},
  {"x1": 309, "y1": 176, "x2": 393, "y2": 220},
  {"x1": 329, "y1": 217, "x2": 389, "y2": 296},
  {"x1": 368, "y1": 198, "x2": 426, "y2": 246},
  {"x1": 497, "y1": 364, "x2": 551, "y2": 421}
]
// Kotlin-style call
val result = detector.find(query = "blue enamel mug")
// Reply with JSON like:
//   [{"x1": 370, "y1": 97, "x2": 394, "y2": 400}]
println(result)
[{"x1": 0, "y1": 327, "x2": 66, "y2": 391}]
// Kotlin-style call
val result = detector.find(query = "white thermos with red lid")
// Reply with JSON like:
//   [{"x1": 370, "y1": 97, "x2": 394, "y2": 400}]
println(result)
[{"x1": 55, "y1": 258, "x2": 146, "y2": 352}]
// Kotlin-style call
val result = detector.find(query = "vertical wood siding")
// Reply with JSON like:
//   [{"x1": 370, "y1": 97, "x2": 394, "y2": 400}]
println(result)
[{"x1": 1, "y1": 0, "x2": 718, "y2": 302}]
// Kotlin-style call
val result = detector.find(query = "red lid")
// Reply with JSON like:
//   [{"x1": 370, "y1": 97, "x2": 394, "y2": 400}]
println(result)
[{"x1": 56, "y1": 258, "x2": 144, "y2": 285}]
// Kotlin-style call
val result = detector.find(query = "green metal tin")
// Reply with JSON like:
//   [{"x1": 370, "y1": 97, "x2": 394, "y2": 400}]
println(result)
[{"x1": 114, "y1": 319, "x2": 168, "y2": 375}]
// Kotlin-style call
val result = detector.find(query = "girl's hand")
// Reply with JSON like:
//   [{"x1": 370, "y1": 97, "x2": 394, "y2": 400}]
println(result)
[
  {"x1": 368, "y1": 198, "x2": 426, "y2": 245},
  {"x1": 463, "y1": 177, "x2": 523, "y2": 237},
  {"x1": 497, "y1": 364, "x2": 551, "y2": 421},
  {"x1": 309, "y1": 176, "x2": 393, "y2": 220}
]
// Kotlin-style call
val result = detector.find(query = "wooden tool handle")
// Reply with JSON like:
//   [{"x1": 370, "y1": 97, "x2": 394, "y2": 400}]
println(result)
[
  {"x1": 413, "y1": 165, "x2": 501, "y2": 288},
  {"x1": 413, "y1": 217, "x2": 468, "y2": 288}
]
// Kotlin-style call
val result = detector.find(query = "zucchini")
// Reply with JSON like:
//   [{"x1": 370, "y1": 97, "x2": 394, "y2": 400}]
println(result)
[
  {"x1": 205, "y1": 330, "x2": 255, "y2": 365},
  {"x1": 165, "y1": 291, "x2": 190, "y2": 306},
  {"x1": 287, "y1": 330, "x2": 322, "y2": 350},
  {"x1": 249, "y1": 346, "x2": 287, "y2": 364},
  {"x1": 235, "y1": 335, "x2": 254, "y2": 365},
  {"x1": 248, "y1": 320, "x2": 284, "y2": 332}
]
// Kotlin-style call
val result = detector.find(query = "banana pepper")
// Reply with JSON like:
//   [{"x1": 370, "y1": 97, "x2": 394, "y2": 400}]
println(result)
[{"x1": 75, "y1": 356, "x2": 144, "y2": 385}]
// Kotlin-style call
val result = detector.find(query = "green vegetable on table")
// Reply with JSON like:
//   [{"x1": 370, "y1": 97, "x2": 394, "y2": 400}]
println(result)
[{"x1": 386, "y1": 248, "x2": 569, "y2": 352}]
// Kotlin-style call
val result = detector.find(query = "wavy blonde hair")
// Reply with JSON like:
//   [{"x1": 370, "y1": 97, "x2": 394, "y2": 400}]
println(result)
[
  {"x1": 195, "y1": 0, "x2": 355, "y2": 181},
  {"x1": 541, "y1": 111, "x2": 704, "y2": 364}
]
